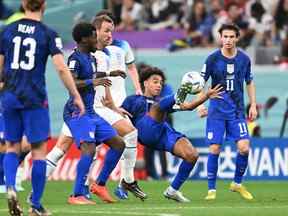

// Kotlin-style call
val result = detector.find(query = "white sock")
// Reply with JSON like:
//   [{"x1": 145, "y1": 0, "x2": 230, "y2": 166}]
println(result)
[
  {"x1": 167, "y1": 186, "x2": 177, "y2": 194},
  {"x1": 120, "y1": 130, "x2": 138, "y2": 184},
  {"x1": 16, "y1": 166, "x2": 24, "y2": 187},
  {"x1": 46, "y1": 147, "x2": 65, "y2": 177}
]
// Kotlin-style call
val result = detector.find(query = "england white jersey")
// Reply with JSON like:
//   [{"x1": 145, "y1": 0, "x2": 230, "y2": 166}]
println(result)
[{"x1": 93, "y1": 39, "x2": 135, "y2": 108}]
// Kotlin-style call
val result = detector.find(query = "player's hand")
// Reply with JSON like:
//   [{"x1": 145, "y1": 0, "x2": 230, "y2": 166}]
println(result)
[
  {"x1": 197, "y1": 104, "x2": 208, "y2": 118},
  {"x1": 110, "y1": 70, "x2": 127, "y2": 79},
  {"x1": 93, "y1": 78, "x2": 112, "y2": 87},
  {"x1": 207, "y1": 84, "x2": 223, "y2": 99},
  {"x1": 135, "y1": 89, "x2": 143, "y2": 95},
  {"x1": 115, "y1": 107, "x2": 132, "y2": 118},
  {"x1": 73, "y1": 96, "x2": 85, "y2": 116},
  {"x1": 249, "y1": 103, "x2": 258, "y2": 121}
]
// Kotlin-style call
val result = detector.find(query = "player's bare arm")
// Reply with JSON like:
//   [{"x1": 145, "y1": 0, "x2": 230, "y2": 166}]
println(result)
[
  {"x1": 246, "y1": 81, "x2": 257, "y2": 120},
  {"x1": 127, "y1": 63, "x2": 143, "y2": 95}
]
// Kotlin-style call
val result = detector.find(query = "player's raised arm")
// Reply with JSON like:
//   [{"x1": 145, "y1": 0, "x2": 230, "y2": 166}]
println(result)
[
  {"x1": 180, "y1": 85, "x2": 223, "y2": 111},
  {"x1": 52, "y1": 54, "x2": 85, "y2": 115}
]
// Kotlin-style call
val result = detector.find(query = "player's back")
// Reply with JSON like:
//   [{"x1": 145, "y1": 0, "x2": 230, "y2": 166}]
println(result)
[
  {"x1": 201, "y1": 49, "x2": 252, "y2": 120},
  {"x1": 63, "y1": 50, "x2": 96, "y2": 121},
  {"x1": 0, "y1": 18, "x2": 62, "y2": 108}
]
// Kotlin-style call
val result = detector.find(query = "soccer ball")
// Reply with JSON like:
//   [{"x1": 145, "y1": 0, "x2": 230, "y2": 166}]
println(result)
[{"x1": 181, "y1": 71, "x2": 205, "y2": 94}]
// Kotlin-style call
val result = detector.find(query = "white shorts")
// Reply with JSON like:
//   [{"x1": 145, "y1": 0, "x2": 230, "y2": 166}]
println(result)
[
  {"x1": 61, "y1": 122, "x2": 72, "y2": 137},
  {"x1": 94, "y1": 107, "x2": 125, "y2": 125}
]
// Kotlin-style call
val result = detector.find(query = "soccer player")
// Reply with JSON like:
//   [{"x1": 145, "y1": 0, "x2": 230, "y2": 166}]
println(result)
[
  {"x1": 0, "y1": 0, "x2": 84, "y2": 215},
  {"x1": 64, "y1": 22, "x2": 125, "y2": 204},
  {"x1": 197, "y1": 23, "x2": 257, "y2": 200},
  {"x1": 102, "y1": 66, "x2": 222, "y2": 202},
  {"x1": 45, "y1": 12, "x2": 146, "y2": 201}
]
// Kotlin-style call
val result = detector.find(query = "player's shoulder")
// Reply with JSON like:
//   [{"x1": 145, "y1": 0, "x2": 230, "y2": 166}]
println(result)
[
  {"x1": 237, "y1": 48, "x2": 251, "y2": 62},
  {"x1": 206, "y1": 49, "x2": 221, "y2": 63},
  {"x1": 110, "y1": 39, "x2": 131, "y2": 51}
]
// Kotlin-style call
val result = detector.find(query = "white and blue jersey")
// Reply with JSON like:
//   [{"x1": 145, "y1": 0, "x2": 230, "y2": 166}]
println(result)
[
  {"x1": 63, "y1": 50, "x2": 116, "y2": 147},
  {"x1": 122, "y1": 95, "x2": 184, "y2": 152},
  {"x1": 201, "y1": 49, "x2": 252, "y2": 144},
  {"x1": 0, "y1": 18, "x2": 63, "y2": 143}
]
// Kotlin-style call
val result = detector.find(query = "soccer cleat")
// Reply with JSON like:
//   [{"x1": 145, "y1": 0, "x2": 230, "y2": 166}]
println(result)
[
  {"x1": 175, "y1": 83, "x2": 192, "y2": 105},
  {"x1": 114, "y1": 185, "x2": 128, "y2": 200},
  {"x1": 205, "y1": 190, "x2": 216, "y2": 200},
  {"x1": 7, "y1": 187, "x2": 23, "y2": 216},
  {"x1": 90, "y1": 183, "x2": 117, "y2": 203},
  {"x1": 0, "y1": 185, "x2": 7, "y2": 193},
  {"x1": 121, "y1": 179, "x2": 147, "y2": 200},
  {"x1": 229, "y1": 182, "x2": 254, "y2": 200},
  {"x1": 163, "y1": 188, "x2": 190, "y2": 203},
  {"x1": 67, "y1": 195, "x2": 96, "y2": 205},
  {"x1": 28, "y1": 205, "x2": 52, "y2": 216}
]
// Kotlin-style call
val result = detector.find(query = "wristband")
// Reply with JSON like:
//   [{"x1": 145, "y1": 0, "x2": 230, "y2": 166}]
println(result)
[{"x1": 85, "y1": 79, "x2": 93, "y2": 86}]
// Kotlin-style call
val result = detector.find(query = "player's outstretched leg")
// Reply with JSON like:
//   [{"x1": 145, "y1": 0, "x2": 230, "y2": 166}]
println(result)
[
  {"x1": 163, "y1": 137, "x2": 198, "y2": 203},
  {"x1": 90, "y1": 136, "x2": 125, "y2": 203}
]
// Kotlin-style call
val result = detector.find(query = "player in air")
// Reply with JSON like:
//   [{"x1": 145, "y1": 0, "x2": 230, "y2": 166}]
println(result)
[
  {"x1": 0, "y1": 0, "x2": 84, "y2": 215},
  {"x1": 45, "y1": 11, "x2": 146, "y2": 201},
  {"x1": 64, "y1": 22, "x2": 125, "y2": 204},
  {"x1": 197, "y1": 23, "x2": 257, "y2": 200},
  {"x1": 102, "y1": 65, "x2": 223, "y2": 202}
]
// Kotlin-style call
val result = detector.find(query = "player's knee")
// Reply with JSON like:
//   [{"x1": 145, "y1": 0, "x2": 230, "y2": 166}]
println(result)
[
  {"x1": 106, "y1": 136, "x2": 126, "y2": 152},
  {"x1": 56, "y1": 135, "x2": 73, "y2": 152},
  {"x1": 31, "y1": 141, "x2": 45, "y2": 150},
  {"x1": 80, "y1": 142, "x2": 96, "y2": 156},
  {"x1": 209, "y1": 144, "x2": 221, "y2": 154},
  {"x1": 184, "y1": 149, "x2": 199, "y2": 163},
  {"x1": 238, "y1": 145, "x2": 250, "y2": 155}
]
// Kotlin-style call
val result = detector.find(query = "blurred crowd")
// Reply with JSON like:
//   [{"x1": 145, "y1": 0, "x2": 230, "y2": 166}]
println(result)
[{"x1": 105, "y1": 0, "x2": 288, "y2": 61}]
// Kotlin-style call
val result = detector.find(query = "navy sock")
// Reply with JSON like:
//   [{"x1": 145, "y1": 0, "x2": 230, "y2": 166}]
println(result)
[
  {"x1": 171, "y1": 160, "x2": 195, "y2": 190},
  {"x1": 31, "y1": 160, "x2": 46, "y2": 209},
  {"x1": 0, "y1": 152, "x2": 5, "y2": 185},
  {"x1": 159, "y1": 95, "x2": 176, "y2": 112},
  {"x1": 3, "y1": 152, "x2": 19, "y2": 189},
  {"x1": 207, "y1": 153, "x2": 219, "y2": 190},
  {"x1": 234, "y1": 153, "x2": 248, "y2": 184},
  {"x1": 73, "y1": 154, "x2": 93, "y2": 196},
  {"x1": 96, "y1": 148, "x2": 123, "y2": 186}
]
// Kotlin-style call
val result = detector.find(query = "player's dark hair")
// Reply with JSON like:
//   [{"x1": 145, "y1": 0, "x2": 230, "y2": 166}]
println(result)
[
  {"x1": 24, "y1": 0, "x2": 45, "y2": 12},
  {"x1": 92, "y1": 15, "x2": 114, "y2": 29},
  {"x1": 139, "y1": 66, "x2": 166, "y2": 90},
  {"x1": 72, "y1": 22, "x2": 96, "y2": 44},
  {"x1": 95, "y1": 10, "x2": 116, "y2": 23},
  {"x1": 218, "y1": 23, "x2": 240, "y2": 37}
]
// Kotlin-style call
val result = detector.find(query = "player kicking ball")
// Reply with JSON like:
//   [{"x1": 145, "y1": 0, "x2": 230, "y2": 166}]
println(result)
[{"x1": 102, "y1": 66, "x2": 222, "y2": 202}]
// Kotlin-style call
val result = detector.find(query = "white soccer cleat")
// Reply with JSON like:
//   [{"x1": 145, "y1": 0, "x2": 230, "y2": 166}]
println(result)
[{"x1": 163, "y1": 188, "x2": 190, "y2": 203}]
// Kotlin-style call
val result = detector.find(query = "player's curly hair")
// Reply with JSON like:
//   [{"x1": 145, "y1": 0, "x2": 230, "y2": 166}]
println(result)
[
  {"x1": 23, "y1": 0, "x2": 45, "y2": 12},
  {"x1": 139, "y1": 65, "x2": 166, "y2": 90},
  {"x1": 72, "y1": 22, "x2": 96, "y2": 44}
]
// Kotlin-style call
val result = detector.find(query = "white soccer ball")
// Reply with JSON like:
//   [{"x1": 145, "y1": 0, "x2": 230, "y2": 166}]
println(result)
[{"x1": 181, "y1": 71, "x2": 205, "y2": 94}]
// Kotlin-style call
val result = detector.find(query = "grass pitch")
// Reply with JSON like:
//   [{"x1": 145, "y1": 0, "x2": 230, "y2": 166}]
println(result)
[{"x1": 0, "y1": 181, "x2": 287, "y2": 216}]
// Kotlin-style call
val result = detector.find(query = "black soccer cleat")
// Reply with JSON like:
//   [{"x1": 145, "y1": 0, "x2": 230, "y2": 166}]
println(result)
[
  {"x1": 121, "y1": 179, "x2": 147, "y2": 201},
  {"x1": 7, "y1": 187, "x2": 23, "y2": 216}
]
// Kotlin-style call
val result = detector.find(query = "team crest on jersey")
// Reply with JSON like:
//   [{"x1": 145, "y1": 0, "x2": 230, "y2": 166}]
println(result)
[
  {"x1": 207, "y1": 132, "x2": 213, "y2": 140},
  {"x1": 227, "y1": 64, "x2": 234, "y2": 74},
  {"x1": 89, "y1": 132, "x2": 95, "y2": 139}
]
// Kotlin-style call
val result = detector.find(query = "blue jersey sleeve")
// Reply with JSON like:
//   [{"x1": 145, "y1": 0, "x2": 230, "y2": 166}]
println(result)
[
  {"x1": 201, "y1": 55, "x2": 213, "y2": 82},
  {"x1": 122, "y1": 95, "x2": 135, "y2": 114},
  {"x1": 245, "y1": 58, "x2": 253, "y2": 84},
  {"x1": 67, "y1": 55, "x2": 81, "y2": 78},
  {"x1": 47, "y1": 29, "x2": 63, "y2": 56},
  {"x1": 160, "y1": 84, "x2": 174, "y2": 98}
]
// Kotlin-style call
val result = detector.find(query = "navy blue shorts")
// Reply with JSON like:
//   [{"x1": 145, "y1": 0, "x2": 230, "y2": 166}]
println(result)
[
  {"x1": 136, "y1": 115, "x2": 185, "y2": 153},
  {"x1": 205, "y1": 117, "x2": 250, "y2": 145},
  {"x1": 66, "y1": 113, "x2": 117, "y2": 148}
]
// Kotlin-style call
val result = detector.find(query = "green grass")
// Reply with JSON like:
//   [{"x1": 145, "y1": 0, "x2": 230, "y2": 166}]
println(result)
[{"x1": 0, "y1": 181, "x2": 288, "y2": 216}]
